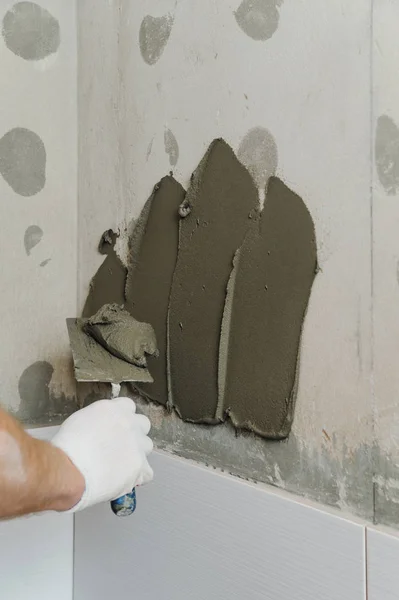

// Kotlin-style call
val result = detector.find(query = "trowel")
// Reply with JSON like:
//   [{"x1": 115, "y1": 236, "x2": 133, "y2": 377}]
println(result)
[{"x1": 66, "y1": 316, "x2": 155, "y2": 517}]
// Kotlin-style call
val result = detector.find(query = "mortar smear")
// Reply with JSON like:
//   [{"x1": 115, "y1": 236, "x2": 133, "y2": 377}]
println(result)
[
  {"x1": 167, "y1": 138, "x2": 259, "y2": 422},
  {"x1": 82, "y1": 230, "x2": 127, "y2": 318},
  {"x1": 221, "y1": 177, "x2": 317, "y2": 439},
  {"x1": 125, "y1": 176, "x2": 185, "y2": 405}
]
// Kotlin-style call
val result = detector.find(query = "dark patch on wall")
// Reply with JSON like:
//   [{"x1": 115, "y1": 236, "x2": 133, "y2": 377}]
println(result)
[
  {"x1": 164, "y1": 129, "x2": 179, "y2": 167},
  {"x1": 18, "y1": 360, "x2": 53, "y2": 418},
  {"x1": 237, "y1": 126, "x2": 278, "y2": 190},
  {"x1": 82, "y1": 230, "x2": 127, "y2": 318},
  {"x1": 220, "y1": 177, "x2": 317, "y2": 439},
  {"x1": 24, "y1": 224, "x2": 43, "y2": 255},
  {"x1": 2, "y1": 2, "x2": 60, "y2": 61},
  {"x1": 167, "y1": 139, "x2": 259, "y2": 422},
  {"x1": 146, "y1": 137, "x2": 154, "y2": 161},
  {"x1": 234, "y1": 0, "x2": 283, "y2": 42},
  {"x1": 17, "y1": 360, "x2": 76, "y2": 424},
  {"x1": 139, "y1": 13, "x2": 173, "y2": 65},
  {"x1": 373, "y1": 445, "x2": 399, "y2": 528},
  {"x1": 375, "y1": 114, "x2": 399, "y2": 195},
  {"x1": 77, "y1": 381, "x2": 112, "y2": 408},
  {"x1": 0, "y1": 127, "x2": 46, "y2": 196},
  {"x1": 125, "y1": 176, "x2": 184, "y2": 405}
]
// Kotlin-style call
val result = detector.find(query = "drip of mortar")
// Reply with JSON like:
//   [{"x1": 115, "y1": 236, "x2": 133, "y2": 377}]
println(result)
[{"x1": 66, "y1": 303, "x2": 158, "y2": 516}]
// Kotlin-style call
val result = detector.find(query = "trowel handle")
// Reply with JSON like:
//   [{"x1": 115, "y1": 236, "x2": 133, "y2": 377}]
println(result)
[
  {"x1": 109, "y1": 383, "x2": 137, "y2": 516},
  {"x1": 110, "y1": 487, "x2": 137, "y2": 517}
]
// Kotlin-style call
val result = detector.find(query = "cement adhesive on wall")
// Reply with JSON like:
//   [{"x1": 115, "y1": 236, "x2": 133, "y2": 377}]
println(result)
[
  {"x1": 83, "y1": 139, "x2": 317, "y2": 440},
  {"x1": 1, "y1": 0, "x2": 394, "y2": 528},
  {"x1": 125, "y1": 175, "x2": 185, "y2": 405},
  {"x1": 76, "y1": 0, "x2": 376, "y2": 523}
]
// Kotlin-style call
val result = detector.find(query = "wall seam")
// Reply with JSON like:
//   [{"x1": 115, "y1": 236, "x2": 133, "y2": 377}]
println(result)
[
  {"x1": 75, "y1": 0, "x2": 80, "y2": 324},
  {"x1": 369, "y1": 0, "x2": 377, "y2": 525},
  {"x1": 117, "y1": 0, "x2": 124, "y2": 242},
  {"x1": 72, "y1": 514, "x2": 76, "y2": 600}
]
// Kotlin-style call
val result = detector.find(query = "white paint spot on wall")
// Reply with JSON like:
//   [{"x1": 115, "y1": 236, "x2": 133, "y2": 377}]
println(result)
[
  {"x1": 375, "y1": 114, "x2": 399, "y2": 195},
  {"x1": 234, "y1": 0, "x2": 283, "y2": 42},
  {"x1": 2, "y1": 2, "x2": 60, "y2": 61},
  {"x1": 139, "y1": 14, "x2": 173, "y2": 65},
  {"x1": 0, "y1": 127, "x2": 46, "y2": 196},
  {"x1": 164, "y1": 129, "x2": 179, "y2": 167}
]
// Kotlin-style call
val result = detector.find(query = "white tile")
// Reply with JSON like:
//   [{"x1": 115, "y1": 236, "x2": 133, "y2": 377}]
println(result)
[
  {"x1": 0, "y1": 427, "x2": 71, "y2": 600},
  {"x1": 0, "y1": 512, "x2": 73, "y2": 600},
  {"x1": 74, "y1": 451, "x2": 366, "y2": 600},
  {"x1": 367, "y1": 527, "x2": 399, "y2": 600}
]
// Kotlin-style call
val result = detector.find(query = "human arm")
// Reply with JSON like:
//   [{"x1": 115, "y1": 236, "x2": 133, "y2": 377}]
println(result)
[
  {"x1": 0, "y1": 398, "x2": 153, "y2": 519},
  {"x1": 0, "y1": 407, "x2": 84, "y2": 518}
]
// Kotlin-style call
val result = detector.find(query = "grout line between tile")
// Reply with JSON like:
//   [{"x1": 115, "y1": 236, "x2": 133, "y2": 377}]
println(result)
[{"x1": 365, "y1": 526, "x2": 369, "y2": 600}]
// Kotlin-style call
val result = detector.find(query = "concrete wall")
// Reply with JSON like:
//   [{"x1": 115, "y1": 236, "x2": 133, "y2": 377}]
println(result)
[
  {"x1": 78, "y1": 0, "x2": 378, "y2": 522},
  {"x1": 2, "y1": 0, "x2": 399, "y2": 527},
  {"x1": 0, "y1": 0, "x2": 77, "y2": 424}
]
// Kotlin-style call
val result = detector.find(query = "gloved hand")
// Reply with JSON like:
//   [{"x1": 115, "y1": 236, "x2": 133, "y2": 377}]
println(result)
[{"x1": 51, "y1": 397, "x2": 153, "y2": 512}]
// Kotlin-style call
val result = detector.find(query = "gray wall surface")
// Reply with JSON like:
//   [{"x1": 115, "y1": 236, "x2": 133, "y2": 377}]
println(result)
[
  {"x1": 77, "y1": 0, "x2": 378, "y2": 523},
  {"x1": 2, "y1": 0, "x2": 399, "y2": 528},
  {"x1": 0, "y1": 1, "x2": 77, "y2": 424}
]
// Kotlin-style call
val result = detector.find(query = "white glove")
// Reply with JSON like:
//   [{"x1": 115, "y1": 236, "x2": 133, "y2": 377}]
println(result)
[{"x1": 51, "y1": 397, "x2": 153, "y2": 512}]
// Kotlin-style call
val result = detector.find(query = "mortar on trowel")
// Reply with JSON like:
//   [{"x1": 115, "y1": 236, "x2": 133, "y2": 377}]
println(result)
[{"x1": 66, "y1": 303, "x2": 158, "y2": 517}]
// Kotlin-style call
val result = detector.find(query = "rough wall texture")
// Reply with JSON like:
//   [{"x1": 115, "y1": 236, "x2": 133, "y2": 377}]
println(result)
[
  {"x1": 0, "y1": 1, "x2": 77, "y2": 424},
  {"x1": 2, "y1": 0, "x2": 398, "y2": 526},
  {"x1": 372, "y1": 0, "x2": 399, "y2": 528},
  {"x1": 77, "y1": 0, "x2": 378, "y2": 523}
]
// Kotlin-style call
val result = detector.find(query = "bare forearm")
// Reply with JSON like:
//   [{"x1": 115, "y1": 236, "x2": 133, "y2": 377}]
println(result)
[
  {"x1": 0, "y1": 398, "x2": 153, "y2": 516},
  {"x1": 0, "y1": 408, "x2": 84, "y2": 518}
]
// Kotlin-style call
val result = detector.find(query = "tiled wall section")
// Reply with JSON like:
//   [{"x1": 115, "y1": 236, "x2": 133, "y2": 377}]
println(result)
[
  {"x1": 75, "y1": 451, "x2": 368, "y2": 600},
  {"x1": 367, "y1": 527, "x2": 399, "y2": 600},
  {"x1": 72, "y1": 469, "x2": 399, "y2": 600},
  {"x1": 0, "y1": 1, "x2": 78, "y2": 423},
  {"x1": 3, "y1": 428, "x2": 399, "y2": 600}
]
